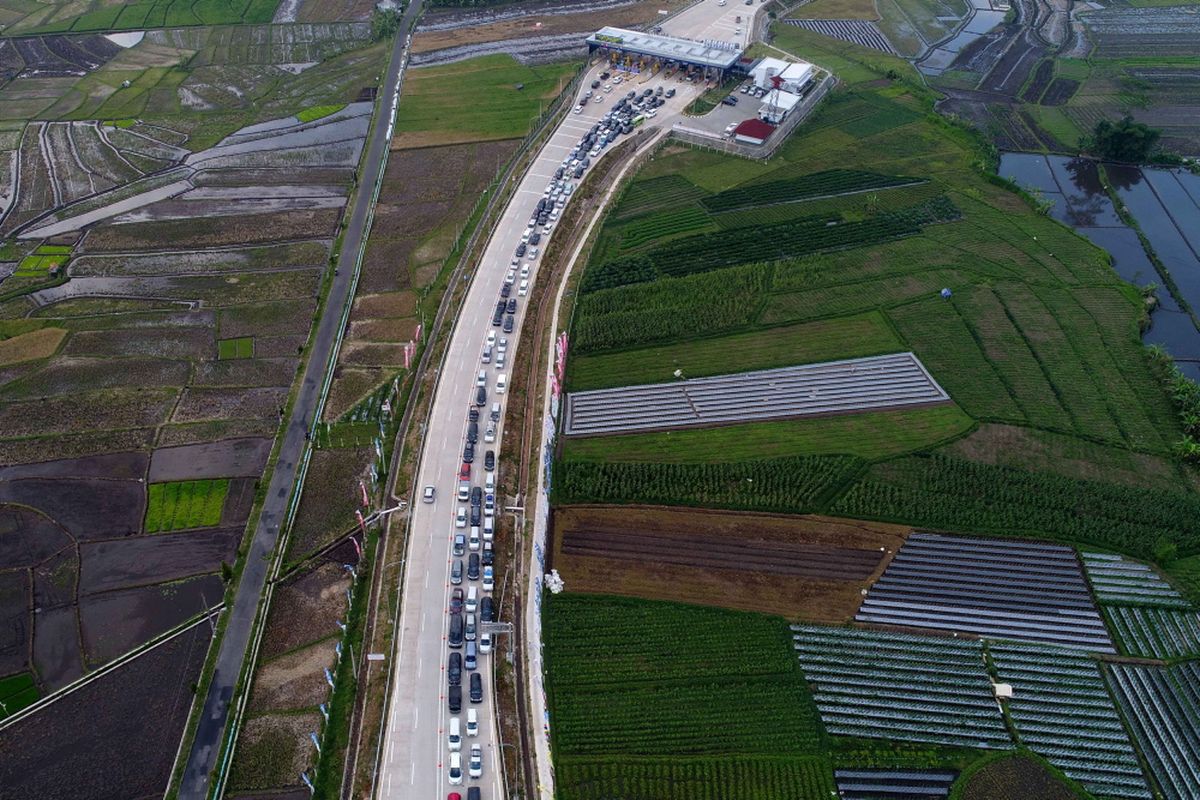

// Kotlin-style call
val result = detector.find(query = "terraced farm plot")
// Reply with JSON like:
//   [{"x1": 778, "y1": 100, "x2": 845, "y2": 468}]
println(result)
[
  {"x1": 144, "y1": 478, "x2": 229, "y2": 532},
  {"x1": 0, "y1": 671, "x2": 39, "y2": 719},
  {"x1": 856, "y1": 532, "x2": 1113, "y2": 652},
  {"x1": 563, "y1": 353, "x2": 949, "y2": 437},
  {"x1": 990, "y1": 643, "x2": 1150, "y2": 798},
  {"x1": 1106, "y1": 606, "x2": 1200, "y2": 660},
  {"x1": 1083, "y1": 552, "x2": 1191, "y2": 609},
  {"x1": 791, "y1": 625, "x2": 1009, "y2": 749},
  {"x1": 546, "y1": 595, "x2": 829, "y2": 789},
  {"x1": 1107, "y1": 662, "x2": 1200, "y2": 800},
  {"x1": 218, "y1": 336, "x2": 254, "y2": 360},
  {"x1": 834, "y1": 769, "x2": 956, "y2": 798},
  {"x1": 557, "y1": 757, "x2": 836, "y2": 800}
]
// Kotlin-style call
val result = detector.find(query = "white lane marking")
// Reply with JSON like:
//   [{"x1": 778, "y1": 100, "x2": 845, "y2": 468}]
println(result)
[
  {"x1": 418, "y1": 655, "x2": 423, "y2": 678},
  {"x1": 413, "y1": 706, "x2": 419, "y2": 729},
  {"x1": 410, "y1": 761, "x2": 415, "y2": 784}
]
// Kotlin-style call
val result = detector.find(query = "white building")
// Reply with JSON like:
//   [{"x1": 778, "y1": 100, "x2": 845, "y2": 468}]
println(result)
[
  {"x1": 750, "y1": 57, "x2": 789, "y2": 90},
  {"x1": 759, "y1": 88, "x2": 801, "y2": 124},
  {"x1": 778, "y1": 61, "x2": 814, "y2": 93}
]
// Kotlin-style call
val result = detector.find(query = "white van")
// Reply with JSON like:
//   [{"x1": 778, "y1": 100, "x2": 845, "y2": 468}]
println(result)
[
  {"x1": 518, "y1": 280, "x2": 529, "y2": 297},
  {"x1": 468, "y1": 527, "x2": 481, "y2": 551},
  {"x1": 485, "y1": 472, "x2": 495, "y2": 492},
  {"x1": 449, "y1": 751, "x2": 463, "y2": 784},
  {"x1": 466, "y1": 585, "x2": 478, "y2": 613},
  {"x1": 467, "y1": 708, "x2": 479, "y2": 736},
  {"x1": 476, "y1": 370, "x2": 487, "y2": 387},
  {"x1": 496, "y1": 373, "x2": 507, "y2": 394},
  {"x1": 483, "y1": 515, "x2": 495, "y2": 542},
  {"x1": 448, "y1": 717, "x2": 461, "y2": 751}
]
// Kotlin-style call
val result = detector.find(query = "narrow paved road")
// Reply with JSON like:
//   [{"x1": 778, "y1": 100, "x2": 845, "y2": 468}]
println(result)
[{"x1": 177, "y1": 5, "x2": 423, "y2": 796}]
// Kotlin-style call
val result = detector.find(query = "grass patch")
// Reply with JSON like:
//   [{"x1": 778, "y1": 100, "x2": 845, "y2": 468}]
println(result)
[
  {"x1": 0, "y1": 327, "x2": 66, "y2": 366},
  {"x1": 15, "y1": 253, "x2": 67, "y2": 277},
  {"x1": 0, "y1": 671, "x2": 40, "y2": 719},
  {"x1": 684, "y1": 73, "x2": 741, "y2": 116},
  {"x1": 296, "y1": 104, "x2": 345, "y2": 123},
  {"x1": 217, "y1": 336, "x2": 254, "y2": 360},
  {"x1": 568, "y1": 312, "x2": 902, "y2": 390},
  {"x1": 145, "y1": 479, "x2": 230, "y2": 532},
  {"x1": 562, "y1": 405, "x2": 974, "y2": 463},
  {"x1": 393, "y1": 54, "x2": 581, "y2": 147}
]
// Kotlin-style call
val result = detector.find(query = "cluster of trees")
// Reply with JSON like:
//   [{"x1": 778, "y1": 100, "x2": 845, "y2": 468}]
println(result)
[{"x1": 1080, "y1": 116, "x2": 1161, "y2": 163}]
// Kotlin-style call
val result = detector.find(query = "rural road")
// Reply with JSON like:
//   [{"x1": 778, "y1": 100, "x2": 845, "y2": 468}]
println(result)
[
  {"x1": 374, "y1": 3, "x2": 745, "y2": 798},
  {"x1": 176, "y1": 3, "x2": 425, "y2": 797}
]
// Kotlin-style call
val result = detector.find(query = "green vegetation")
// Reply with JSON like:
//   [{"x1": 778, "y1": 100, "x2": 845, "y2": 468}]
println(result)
[
  {"x1": 145, "y1": 479, "x2": 230, "y2": 532},
  {"x1": 217, "y1": 337, "x2": 254, "y2": 360},
  {"x1": 555, "y1": 22, "x2": 1200, "y2": 568},
  {"x1": 564, "y1": 406, "x2": 974, "y2": 463},
  {"x1": 1081, "y1": 115, "x2": 1162, "y2": 162},
  {"x1": 14, "y1": 251, "x2": 68, "y2": 278},
  {"x1": 17, "y1": 0, "x2": 280, "y2": 34},
  {"x1": 568, "y1": 312, "x2": 901, "y2": 389},
  {"x1": 685, "y1": 74, "x2": 741, "y2": 116},
  {"x1": 296, "y1": 104, "x2": 345, "y2": 124},
  {"x1": 0, "y1": 672, "x2": 40, "y2": 719},
  {"x1": 546, "y1": 595, "x2": 830, "y2": 794},
  {"x1": 394, "y1": 55, "x2": 581, "y2": 147}
]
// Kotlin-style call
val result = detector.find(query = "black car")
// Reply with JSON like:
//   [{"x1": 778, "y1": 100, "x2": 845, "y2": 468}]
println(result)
[
  {"x1": 469, "y1": 505, "x2": 481, "y2": 526},
  {"x1": 481, "y1": 545, "x2": 494, "y2": 567},
  {"x1": 492, "y1": 309, "x2": 503, "y2": 327},
  {"x1": 448, "y1": 683, "x2": 462, "y2": 713},
  {"x1": 529, "y1": 232, "x2": 541, "y2": 245},
  {"x1": 475, "y1": 386, "x2": 487, "y2": 406},
  {"x1": 468, "y1": 553, "x2": 480, "y2": 581},
  {"x1": 468, "y1": 408, "x2": 479, "y2": 422},
  {"x1": 643, "y1": 88, "x2": 653, "y2": 97},
  {"x1": 590, "y1": 79, "x2": 600, "y2": 89},
  {"x1": 666, "y1": 88, "x2": 676, "y2": 97},
  {"x1": 506, "y1": 298, "x2": 517, "y2": 314},
  {"x1": 574, "y1": 166, "x2": 584, "y2": 179},
  {"x1": 470, "y1": 486, "x2": 482, "y2": 507},
  {"x1": 448, "y1": 651, "x2": 462, "y2": 686},
  {"x1": 600, "y1": 71, "x2": 610, "y2": 80},
  {"x1": 450, "y1": 587, "x2": 464, "y2": 614},
  {"x1": 484, "y1": 450, "x2": 495, "y2": 470},
  {"x1": 503, "y1": 315, "x2": 514, "y2": 333},
  {"x1": 515, "y1": 243, "x2": 526, "y2": 257},
  {"x1": 449, "y1": 612, "x2": 464, "y2": 648},
  {"x1": 463, "y1": 442, "x2": 475, "y2": 463},
  {"x1": 469, "y1": 672, "x2": 483, "y2": 703},
  {"x1": 480, "y1": 596, "x2": 495, "y2": 623},
  {"x1": 500, "y1": 283, "x2": 511, "y2": 298},
  {"x1": 554, "y1": 166, "x2": 564, "y2": 179},
  {"x1": 466, "y1": 422, "x2": 478, "y2": 443}
]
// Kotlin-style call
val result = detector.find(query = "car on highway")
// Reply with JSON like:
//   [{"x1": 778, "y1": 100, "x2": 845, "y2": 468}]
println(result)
[
  {"x1": 448, "y1": 717, "x2": 461, "y2": 752},
  {"x1": 448, "y1": 751, "x2": 463, "y2": 783},
  {"x1": 465, "y1": 613, "x2": 477, "y2": 642},
  {"x1": 572, "y1": 104, "x2": 583, "y2": 114},
  {"x1": 466, "y1": 421, "x2": 478, "y2": 444},
  {"x1": 469, "y1": 486, "x2": 481, "y2": 507},
  {"x1": 518, "y1": 279, "x2": 529, "y2": 297},
  {"x1": 496, "y1": 374, "x2": 507, "y2": 395},
  {"x1": 481, "y1": 596, "x2": 495, "y2": 623},
  {"x1": 453, "y1": 532, "x2": 466, "y2": 555},
  {"x1": 449, "y1": 613, "x2": 463, "y2": 649},
  {"x1": 448, "y1": 651, "x2": 462, "y2": 686},
  {"x1": 465, "y1": 641, "x2": 477, "y2": 670},
  {"x1": 466, "y1": 584, "x2": 478, "y2": 612},
  {"x1": 469, "y1": 673, "x2": 483, "y2": 704},
  {"x1": 503, "y1": 315, "x2": 514, "y2": 333},
  {"x1": 451, "y1": 559, "x2": 463, "y2": 585},
  {"x1": 455, "y1": 508, "x2": 467, "y2": 529},
  {"x1": 506, "y1": 298, "x2": 517, "y2": 314},
  {"x1": 469, "y1": 504, "x2": 481, "y2": 526},
  {"x1": 468, "y1": 552, "x2": 480, "y2": 580},
  {"x1": 463, "y1": 442, "x2": 474, "y2": 463},
  {"x1": 422, "y1": 485, "x2": 435, "y2": 503},
  {"x1": 484, "y1": 421, "x2": 496, "y2": 443},
  {"x1": 482, "y1": 566, "x2": 494, "y2": 592},
  {"x1": 484, "y1": 450, "x2": 495, "y2": 470},
  {"x1": 475, "y1": 386, "x2": 487, "y2": 406},
  {"x1": 469, "y1": 743, "x2": 483, "y2": 778},
  {"x1": 469, "y1": 527, "x2": 481, "y2": 552},
  {"x1": 479, "y1": 632, "x2": 492, "y2": 654},
  {"x1": 468, "y1": 788, "x2": 480, "y2": 800},
  {"x1": 482, "y1": 544, "x2": 494, "y2": 567},
  {"x1": 484, "y1": 493, "x2": 495, "y2": 515},
  {"x1": 450, "y1": 587, "x2": 464, "y2": 613}
]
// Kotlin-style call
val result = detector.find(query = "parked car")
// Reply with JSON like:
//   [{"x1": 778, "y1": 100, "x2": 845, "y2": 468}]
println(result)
[
  {"x1": 480, "y1": 596, "x2": 495, "y2": 623},
  {"x1": 448, "y1": 651, "x2": 462, "y2": 686},
  {"x1": 482, "y1": 566, "x2": 494, "y2": 592},
  {"x1": 469, "y1": 743, "x2": 483, "y2": 778},
  {"x1": 469, "y1": 673, "x2": 483, "y2": 704},
  {"x1": 448, "y1": 749, "x2": 462, "y2": 782},
  {"x1": 450, "y1": 587, "x2": 464, "y2": 614},
  {"x1": 484, "y1": 450, "x2": 495, "y2": 470},
  {"x1": 453, "y1": 532, "x2": 466, "y2": 554}
]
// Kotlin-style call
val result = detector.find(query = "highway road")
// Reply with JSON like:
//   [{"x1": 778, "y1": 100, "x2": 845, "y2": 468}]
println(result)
[
  {"x1": 375, "y1": 4, "x2": 748, "y2": 799},
  {"x1": 176, "y1": 3, "x2": 425, "y2": 796}
]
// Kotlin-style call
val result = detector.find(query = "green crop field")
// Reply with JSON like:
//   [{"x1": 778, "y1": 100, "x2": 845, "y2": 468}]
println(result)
[
  {"x1": 145, "y1": 479, "x2": 230, "y2": 532},
  {"x1": 0, "y1": 672, "x2": 40, "y2": 719},
  {"x1": 296, "y1": 104, "x2": 345, "y2": 123},
  {"x1": 555, "y1": 20, "x2": 1200, "y2": 580},
  {"x1": 546, "y1": 595, "x2": 832, "y2": 795},
  {"x1": 8, "y1": 0, "x2": 280, "y2": 34},
  {"x1": 393, "y1": 55, "x2": 581, "y2": 147},
  {"x1": 217, "y1": 337, "x2": 254, "y2": 360}
]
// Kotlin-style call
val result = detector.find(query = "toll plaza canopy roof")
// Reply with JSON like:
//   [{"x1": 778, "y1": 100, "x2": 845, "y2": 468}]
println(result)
[{"x1": 586, "y1": 26, "x2": 742, "y2": 70}]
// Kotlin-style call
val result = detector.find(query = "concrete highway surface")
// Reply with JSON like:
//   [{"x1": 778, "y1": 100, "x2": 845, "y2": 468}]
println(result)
[
  {"x1": 377, "y1": 3, "x2": 762, "y2": 798},
  {"x1": 176, "y1": 2, "x2": 424, "y2": 796}
]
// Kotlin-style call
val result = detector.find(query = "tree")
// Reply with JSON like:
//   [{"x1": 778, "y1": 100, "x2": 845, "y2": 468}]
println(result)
[
  {"x1": 1080, "y1": 115, "x2": 1161, "y2": 163},
  {"x1": 371, "y1": 5, "x2": 402, "y2": 40}
]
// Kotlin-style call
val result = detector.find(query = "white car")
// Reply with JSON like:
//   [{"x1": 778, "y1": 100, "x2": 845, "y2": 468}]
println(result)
[
  {"x1": 484, "y1": 422, "x2": 496, "y2": 443},
  {"x1": 482, "y1": 566, "x2": 494, "y2": 592},
  {"x1": 469, "y1": 744, "x2": 483, "y2": 779},
  {"x1": 505, "y1": 270, "x2": 515, "y2": 284},
  {"x1": 594, "y1": 95, "x2": 603, "y2": 104},
  {"x1": 613, "y1": 75, "x2": 623, "y2": 85},
  {"x1": 448, "y1": 717, "x2": 461, "y2": 751},
  {"x1": 520, "y1": 264, "x2": 530, "y2": 279},
  {"x1": 572, "y1": 104, "x2": 583, "y2": 114},
  {"x1": 486, "y1": 331, "x2": 496, "y2": 348},
  {"x1": 497, "y1": 337, "x2": 508, "y2": 354},
  {"x1": 448, "y1": 752, "x2": 463, "y2": 784},
  {"x1": 518, "y1": 280, "x2": 529, "y2": 297},
  {"x1": 466, "y1": 708, "x2": 478, "y2": 736},
  {"x1": 456, "y1": 507, "x2": 467, "y2": 528},
  {"x1": 527, "y1": 246, "x2": 539, "y2": 258},
  {"x1": 479, "y1": 632, "x2": 492, "y2": 654}
]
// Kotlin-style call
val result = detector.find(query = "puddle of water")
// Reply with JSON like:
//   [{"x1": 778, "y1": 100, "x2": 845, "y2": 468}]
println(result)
[
  {"x1": 1000, "y1": 152, "x2": 1200, "y2": 370},
  {"x1": 964, "y1": 9, "x2": 1007, "y2": 34},
  {"x1": 104, "y1": 31, "x2": 144, "y2": 48}
]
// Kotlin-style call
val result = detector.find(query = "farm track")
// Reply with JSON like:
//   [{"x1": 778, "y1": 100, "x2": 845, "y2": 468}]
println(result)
[{"x1": 561, "y1": 527, "x2": 882, "y2": 579}]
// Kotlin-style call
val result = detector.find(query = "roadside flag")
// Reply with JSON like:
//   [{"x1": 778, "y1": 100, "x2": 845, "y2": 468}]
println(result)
[
  {"x1": 310, "y1": 732, "x2": 322, "y2": 753},
  {"x1": 324, "y1": 668, "x2": 335, "y2": 688},
  {"x1": 350, "y1": 534, "x2": 363, "y2": 559},
  {"x1": 355, "y1": 511, "x2": 367, "y2": 536},
  {"x1": 359, "y1": 480, "x2": 369, "y2": 508}
]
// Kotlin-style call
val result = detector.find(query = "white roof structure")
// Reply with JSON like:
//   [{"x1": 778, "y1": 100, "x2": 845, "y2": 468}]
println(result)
[
  {"x1": 752, "y1": 57, "x2": 790, "y2": 78},
  {"x1": 586, "y1": 26, "x2": 742, "y2": 70},
  {"x1": 764, "y1": 90, "x2": 801, "y2": 112},
  {"x1": 780, "y1": 61, "x2": 814, "y2": 86}
]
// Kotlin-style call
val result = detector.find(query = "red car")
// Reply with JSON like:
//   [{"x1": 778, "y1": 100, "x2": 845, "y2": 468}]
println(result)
[
  {"x1": 448, "y1": 794, "x2": 461, "y2": 800},
  {"x1": 458, "y1": 462, "x2": 471, "y2": 481}
]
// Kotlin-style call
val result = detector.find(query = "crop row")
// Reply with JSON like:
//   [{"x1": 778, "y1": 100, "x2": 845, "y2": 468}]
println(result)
[
  {"x1": 573, "y1": 264, "x2": 769, "y2": 353},
  {"x1": 617, "y1": 204, "x2": 715, "y2": 252},
  {"x1": 554, "y1": 455, "x2": 863, "y2": 513},
  {"x1": 556, "y1": 756, "x2": 835, "y2": 800},
  {"x1": 700, "y1": 169, "x2": 921, "y2": 213},
  {"x1": 1083, "y1": 552, "x2": 1191, "y2": 609},
  {"x1": 829, "y1": 454, "x2": 1200, "y2": 561},
  {"x1": 144, "y1": 479, "x2": 229, "y2": 533},
  {"x1": 543, "y1": 595, "x2": 793, "y2": 690},
  {"x1": 1108, "y1": 606, "x2": 1200, "y2": 660},
  {"x1": 1108, "y1": 662, "x2": 1200, "y2": 800},
  {"x1": 614, "y1": 174, "x2": 707, "y2": 220},
  {"x1": 990, "y1": 643, "x2": 1150, "y2": 798}
]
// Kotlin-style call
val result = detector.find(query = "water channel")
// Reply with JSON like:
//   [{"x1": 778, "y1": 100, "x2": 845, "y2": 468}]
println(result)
[{"x1": 999, "y1": 152, "x2": 1200, "y2": 381}]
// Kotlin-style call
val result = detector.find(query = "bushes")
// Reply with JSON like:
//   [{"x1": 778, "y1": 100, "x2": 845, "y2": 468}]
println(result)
[
  {"x1": 701, "y1": 169, "x2": 923, "y2": 213},
  {"x1": 554, "y1": 455, "x2": 863, "y2": 512},
  {"x1": 830, "y1": 454, "x2": 1200, "y2": 558}
]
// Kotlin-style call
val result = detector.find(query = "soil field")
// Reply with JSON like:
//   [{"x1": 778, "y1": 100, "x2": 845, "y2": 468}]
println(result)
[
  {"x1": 81, "y1": 209, "x2": 341, "y2": 251},
  {"x1": 80, "y1": 573, "x2": 222, "y2": 665},
  {"x1": 1021, "y1": 59, "x2": 1053, "y2": 103},
  {"x1": 960, "y1": 755, "x2": 1082, "y2": 800},
  {"x1": 552, "y1": 505, "x2": 909, "y2": 620},
  {"x1": 148, "y1": 437, "x2": 272, "y2": 482},
  {"x1": 78, "y1": 526, "x2": 242, "y2": 594},
  {"x1": 0, "y1": 570, "x2": 29, "y2": 676},
  {"x1": 0, "y1": 450, "x2": 146, "y2": 481},
  {"x1": 0, "y1": 477, "x2": 145, "y2": 539},
  {"x1": 0, "y1": 620, "x2": 211, "y2": 800},
  {"x1": 258, "y1": 560, "x2": 353, "y2": 660},
  {"x1": 1040, "y1": 78, "x2": 1078, "y2": 107}
]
